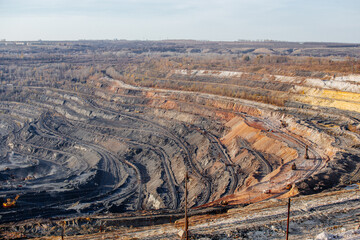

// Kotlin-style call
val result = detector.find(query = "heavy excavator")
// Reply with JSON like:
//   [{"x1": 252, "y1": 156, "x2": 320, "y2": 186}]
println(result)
[{"x1": 3, "y1": 195, "x2": 19, "y2": 208}]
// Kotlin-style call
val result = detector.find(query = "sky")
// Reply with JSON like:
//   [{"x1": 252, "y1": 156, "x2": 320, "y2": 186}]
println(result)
[{"x1": 0, "y1": 0, "x2": 359, "y2": 43}]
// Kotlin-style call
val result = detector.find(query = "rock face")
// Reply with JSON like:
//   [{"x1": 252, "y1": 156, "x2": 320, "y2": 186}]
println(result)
[
  {"x1": 1, "y1": 68, "x2": 360, "y2": 223},
  {"x1": 0, "y1": 85, "x2": 241, "y2": 222}
]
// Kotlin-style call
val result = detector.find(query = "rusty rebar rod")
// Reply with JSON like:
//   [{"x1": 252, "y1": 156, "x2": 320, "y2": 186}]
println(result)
[
  {"x1": 185, "y1": 171, "x2": 189, "y2": 240},
  {"x1": 61, "y1": 221, "x2": 65, "y2": 240},
  {"x1": 286, "y1": 198, "x2": 291, "y2": 240}
]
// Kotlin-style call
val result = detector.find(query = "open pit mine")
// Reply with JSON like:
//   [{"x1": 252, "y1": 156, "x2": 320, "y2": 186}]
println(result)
[{"x1": 0, "y1": 40, "x2": 360, "y2": 238}]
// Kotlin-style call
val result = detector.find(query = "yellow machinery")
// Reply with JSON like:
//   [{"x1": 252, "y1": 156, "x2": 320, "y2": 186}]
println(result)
[
  {"x1": 220, "y1": 200, "x2": 229, "y2": 206},
  {"x1": 3, "y1": 195, "x2": 19, "y2": 208}
]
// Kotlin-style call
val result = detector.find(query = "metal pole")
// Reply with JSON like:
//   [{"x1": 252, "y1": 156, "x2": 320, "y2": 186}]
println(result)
[
  {"x1": 61, "y1": 221, "x2": 65, "y2": 240},
  {"x1": 185, "y1": 171, "x2": 189, "y2": 240},
  {"x1": 286, "y1": 198, "x2": 291, "y2": 240}
]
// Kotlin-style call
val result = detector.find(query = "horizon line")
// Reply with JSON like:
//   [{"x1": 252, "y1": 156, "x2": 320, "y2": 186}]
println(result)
[{"x1": 1, "y1": 38, "x2": 360, "y2": 44}]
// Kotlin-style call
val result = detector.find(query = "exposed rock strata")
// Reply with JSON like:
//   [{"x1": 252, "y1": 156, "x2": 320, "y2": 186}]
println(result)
[{"x1": 1, "y1": 68, "x2": 360, "y2": 224}]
